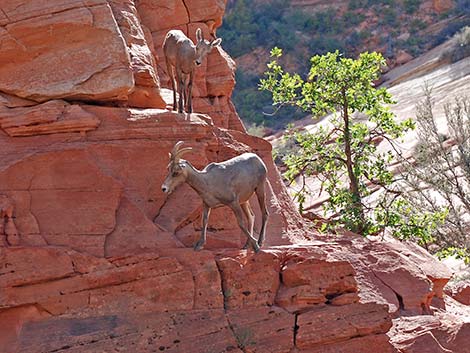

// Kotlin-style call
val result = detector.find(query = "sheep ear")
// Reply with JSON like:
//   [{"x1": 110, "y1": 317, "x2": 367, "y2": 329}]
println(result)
[
  {"x1": 196, "y1": 28, "x2": 203, "y2": 42},
  {"x1": 211, "y1": 38, "x2": 222, "y2": 47}
]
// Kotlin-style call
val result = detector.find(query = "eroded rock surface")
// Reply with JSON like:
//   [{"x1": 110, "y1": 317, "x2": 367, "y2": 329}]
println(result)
[{"x1": 2, "y1": 239, "x2": 460, "y2": 352}]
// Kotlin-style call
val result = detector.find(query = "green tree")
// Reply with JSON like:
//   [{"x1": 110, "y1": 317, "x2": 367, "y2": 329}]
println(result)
[{"x1": 260, "y1": 49, "x2": 445, "y2": 237}]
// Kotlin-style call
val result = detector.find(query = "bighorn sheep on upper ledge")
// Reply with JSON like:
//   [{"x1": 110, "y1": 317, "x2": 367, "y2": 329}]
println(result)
[
  {"x1": 163, "y1": 28, "x2": 222, "y2": 114},
  {"x1": 161, "y1": 141, "x2": 269, "y2": 252}
]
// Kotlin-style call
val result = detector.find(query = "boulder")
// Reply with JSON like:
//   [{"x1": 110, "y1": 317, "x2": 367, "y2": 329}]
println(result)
[
  {"x1": 396, "y1": 50, "x2": 414, "y2": 66},
  {"x1": 0, "y1": 100, "x2": 100, "y2": 137},
  {"x1": 0, "y1": 1, "x2": 134, "y2": 103},
  {"x1": 446, "y1": 281, "x2": 470, "y2": 305},
  {"x1": 390, "y1": 298, "x2": 470, "y2": 352}
]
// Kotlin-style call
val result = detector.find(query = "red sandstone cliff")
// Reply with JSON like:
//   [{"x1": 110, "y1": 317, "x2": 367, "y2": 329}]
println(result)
[{"x1": 0, "y1": 1, "x2": 469, "y2": 352}]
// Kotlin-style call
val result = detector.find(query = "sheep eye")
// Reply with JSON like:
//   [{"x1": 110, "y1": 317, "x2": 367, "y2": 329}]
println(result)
[{"x1": 172, "y1": 171, "x2": 180, "y2": 177}]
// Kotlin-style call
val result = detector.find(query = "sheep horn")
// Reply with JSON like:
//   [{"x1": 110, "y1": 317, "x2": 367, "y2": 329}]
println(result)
[
  {"x1": 174, "y1": 147, "x2": 193, "y2": 161},
  {"x1": 170, "y1": 141, "x2": 185, "y2": 160}
]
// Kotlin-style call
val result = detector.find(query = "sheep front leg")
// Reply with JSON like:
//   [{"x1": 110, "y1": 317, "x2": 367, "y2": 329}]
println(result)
[
  {"x1": 194, "y1": 204, "x2": 210, "y2": 251},
  {"x1": 241, "y1": 202, "x2": 255, "y2": 249},
  {"x1": 176, "y1": 67, "x2": 184, "y2": 113},
  {"x1": 230, "y1": 202, "x2": 260, "y2": 253},
  {"x1": 255, "y1": 182, "x2": 269, "y2": 247},
  {"x1": 187, "y1": 70, "x2": 194, "y2": 114}
]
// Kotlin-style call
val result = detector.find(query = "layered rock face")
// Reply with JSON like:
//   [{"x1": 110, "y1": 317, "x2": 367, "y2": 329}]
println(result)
[
  {"x1": 0, "y1": 0, "x2": 468, "y2": 352},
  {"x1": 3, "y1": 238, "x2": 463, "y2": 353}
]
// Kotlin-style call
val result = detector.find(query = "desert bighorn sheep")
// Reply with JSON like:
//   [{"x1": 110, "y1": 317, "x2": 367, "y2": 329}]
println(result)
[
  {"x1": 161, "y1": 141, "x2": 269, "y2": 252},
  {"x1": 163, "y1": 28, "x2": 222, "y2": 114}
]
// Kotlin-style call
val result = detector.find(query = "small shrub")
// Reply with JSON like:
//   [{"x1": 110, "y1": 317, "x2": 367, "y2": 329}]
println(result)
[
  {"x1": 403, "y1": 0, "x2": 421, "y2": 14},
  {"x1": 410, "y1": 19, "x2": 427, "y2": 32},
  {"x1": 455, "y1": 25, "x2": 470, "y2": 47},
  {"x1": 440, "y1": 26, "x2": 470, "y2": 62},
  {"x1": 349, "y1": 0, "x2": 368, "y2": 10},
  {"x1": 432, "y1": 21, "x2": 470, "y2": 47},
  {"x1": 234, "y1": 327, "x2": 255, "y2": 349},
  {"x1": 342, "y1": 11, "x2": 365, "y2": 26},
  {"x1": 283, "y1": 9, "x2": 315, "y2": 30},
  {"x1": 436, "y1": 247, "x2": 470, "y2": 265},
  {"x1": 371, "y1": 0, "x2": 393, "y2": 5},
  {"x1": 398, "y1": 35, "x2": 426, "y2": 56},
  {"x1": 400, "y1": 90, "x2": 470, "y2": 255},
  {"x1": 246, "y1": 123, "x2": 266, "y2": 137},
  {"x1": 273, "y1": 131, "x2": 299, "y2": 168},
  {"x1": 381, "y1": 8, "x2": 398, "y2": 27},
  {"x1": 455, "y1": 0, "x2": 470, "y2": 16},
  {"x1": 308, "y1": 9, "x2": 344, "y2": 35},
  {"x1": 308, "y1": 36, "x2": 346, "y2": 56}
]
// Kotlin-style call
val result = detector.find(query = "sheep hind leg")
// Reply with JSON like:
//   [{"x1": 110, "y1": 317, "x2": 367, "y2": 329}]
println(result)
[
  {"x1": 241, "y1": 202, "x2": 255, "y2": 250},
  {"x1": 182, "y1": 74, "x2": 188, "y2": 114},
  {"x1": 255, "y1": 181, "x2": 269, "y2": 247},
  {"x1": 166, "y1": 59, "x2": 177, "y2": 111},
  {"x1": 194, "y1": 204, "x2": 210, "y2": 251},
  {"x1": 230, "y1": 202, "x2": 260, "y2": 253}
]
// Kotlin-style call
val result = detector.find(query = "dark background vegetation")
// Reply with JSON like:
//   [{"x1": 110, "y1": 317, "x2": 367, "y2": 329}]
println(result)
[{"x1": 218, "y1": 0, "x2": 470, "y2": 132}]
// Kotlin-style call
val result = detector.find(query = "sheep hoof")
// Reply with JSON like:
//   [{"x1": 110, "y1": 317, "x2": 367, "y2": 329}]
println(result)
[
  {"x1": 253, "y1": 243, "x2": 260, "y2": 253},
  {"x1": 193, "y1": 242, "x2": 205, "y2": 251},
  {"x1": 242, "y1": 242, "x2": 250, "y2": 250}
]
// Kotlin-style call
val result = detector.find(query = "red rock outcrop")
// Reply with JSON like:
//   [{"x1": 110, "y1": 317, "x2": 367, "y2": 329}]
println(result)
[
  {"x1": 0, "y1": 100, "x2": 100, "y2": 137},
  {"x1": 389, "y1": 297, "x2": 470, "y2": 352},
  {"x1": 0, "y1": 0, "x2": 468, "y2": 352},
  {"x1": 109, "y1": 0, "x2": 166, "y2": 108},
  {"x1": 446, "y1": 281, "x2": 470, "y2": 306},
  {"x1": 0, "y1": 0, "x2": 165, "y2": 108},
  {"x1": 2, "y1": 236, "x2": 458, "y2": 352}
]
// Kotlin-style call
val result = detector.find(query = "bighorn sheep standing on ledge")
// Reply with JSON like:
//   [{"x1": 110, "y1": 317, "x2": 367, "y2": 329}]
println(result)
[
  {"x1": 162, "y1": 141, "x2": 269, "y2": 252},
  {"x1": 163, "y1": 28, "x2": 222, "y2": 114}
]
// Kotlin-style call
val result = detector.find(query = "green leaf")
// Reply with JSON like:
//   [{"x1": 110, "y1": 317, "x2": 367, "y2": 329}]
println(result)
[{"x1": 270, "y1": 47, "x2": 283, "y2": 57}]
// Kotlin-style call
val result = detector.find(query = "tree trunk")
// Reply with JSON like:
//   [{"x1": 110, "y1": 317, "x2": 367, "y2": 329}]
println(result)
[{"x1": 342, "y1": 89, "x2": 365, "y2": 234}]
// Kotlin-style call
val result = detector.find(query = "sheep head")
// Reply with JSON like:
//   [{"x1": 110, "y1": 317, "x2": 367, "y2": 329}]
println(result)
[
  {"x1": 161, "y1": 141, "x2": 193, "y2": 194},
  {"x1": 194, "y1": 28, "x2": 222, "y2": 66}
]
